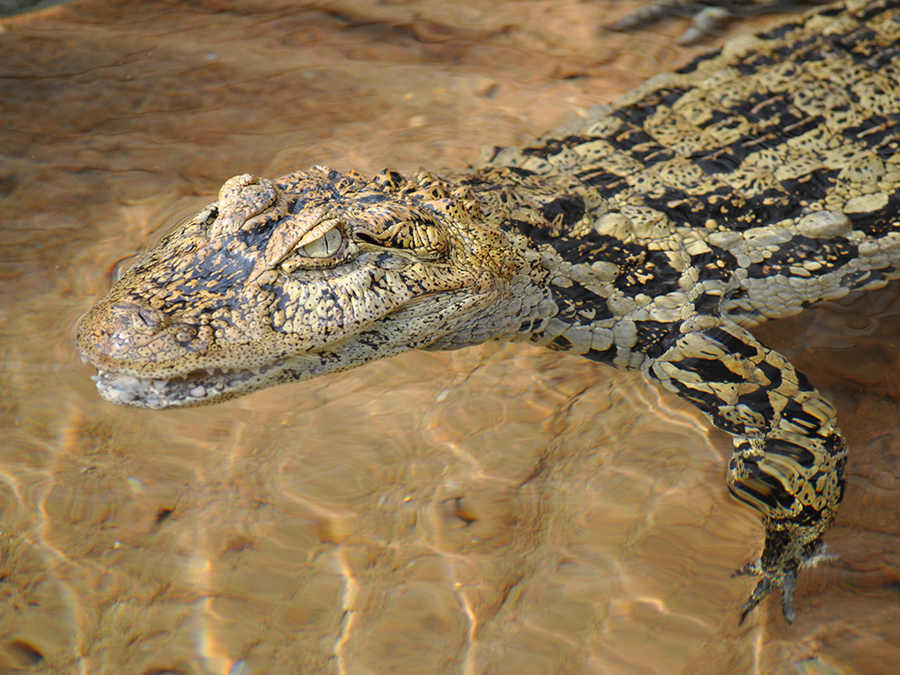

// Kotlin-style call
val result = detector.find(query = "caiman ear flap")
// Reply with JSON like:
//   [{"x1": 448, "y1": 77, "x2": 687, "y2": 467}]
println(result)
[
  {"x1": 355, "y1": 218, "x2": 449, "y2": 260},
  {"x1": 346, "y1": 200, "x2": 450, "y2": 261}
]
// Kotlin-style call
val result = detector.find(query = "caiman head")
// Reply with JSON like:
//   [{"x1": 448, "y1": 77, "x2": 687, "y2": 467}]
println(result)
[{"x1": 76, "y1": 166, "x2": 553, "y2": 408}]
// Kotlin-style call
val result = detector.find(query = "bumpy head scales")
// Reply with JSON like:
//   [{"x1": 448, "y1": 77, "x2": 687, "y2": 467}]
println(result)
[{"x1": 76, "y1": 166, "x2": 536, "y2": 408}]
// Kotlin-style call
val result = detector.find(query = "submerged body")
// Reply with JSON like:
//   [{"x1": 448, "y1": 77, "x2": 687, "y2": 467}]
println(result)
[{"x1": 77, "y1": 0, "x2": 900, "y2": 622}]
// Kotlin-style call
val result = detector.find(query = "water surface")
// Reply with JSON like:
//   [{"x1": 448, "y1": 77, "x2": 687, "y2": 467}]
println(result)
[{"x1": 1, "y1": 1, "x2": 899, "y2": 673}]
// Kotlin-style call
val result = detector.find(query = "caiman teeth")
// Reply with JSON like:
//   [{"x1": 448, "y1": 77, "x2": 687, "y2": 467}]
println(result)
[{"x1": 87, "y1": 360, "x2": 291, "y2": 406}]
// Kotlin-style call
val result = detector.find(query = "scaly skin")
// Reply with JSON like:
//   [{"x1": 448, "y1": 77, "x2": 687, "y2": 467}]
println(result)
[{"x1": 77, "y1": 0, "x2": 900, "y2": 622}]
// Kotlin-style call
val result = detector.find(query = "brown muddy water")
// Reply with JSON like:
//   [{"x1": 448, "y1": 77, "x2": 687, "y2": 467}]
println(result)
[{"x1": 1, "y1": 1, "x2": 899, "y2": 673}]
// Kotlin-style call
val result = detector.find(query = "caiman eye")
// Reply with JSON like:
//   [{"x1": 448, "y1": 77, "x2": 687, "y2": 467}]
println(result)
[
  {"x1": 280, "y1": 225, "x2": 351, "y2": 273},
  {"x1": 297, "y1": 228, "x2": 343, "y2": 258}
]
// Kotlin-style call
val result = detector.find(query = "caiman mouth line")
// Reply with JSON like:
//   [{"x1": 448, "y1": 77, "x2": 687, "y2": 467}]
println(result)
[{"x1": 87, "y1": 360, "x2": 289, "y2": 409}]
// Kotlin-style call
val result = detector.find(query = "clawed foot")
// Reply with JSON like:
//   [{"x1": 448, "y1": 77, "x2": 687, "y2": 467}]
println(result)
[
  {"x1": 733, "y1": 560, "x2": 798, "y2": 624},
  {"x1": 606, "y1": 2, "x2": 732, "y2": 44},
  {"x1": 733, "y1": 542, "x2": 837, "y2": 624},
  {"x1": 607, "y1": 0, "x2": 832, "y2": 44}
]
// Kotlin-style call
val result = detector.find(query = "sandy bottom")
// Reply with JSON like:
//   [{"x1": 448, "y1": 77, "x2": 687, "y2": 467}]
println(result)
[{"x1": 1, "y1": 1, "x2": 899, "y2": 673}]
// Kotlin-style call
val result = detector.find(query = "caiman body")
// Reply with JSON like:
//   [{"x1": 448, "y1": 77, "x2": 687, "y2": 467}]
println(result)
[{"x1": 77, "y1": 0, "x2": 900, "y2": 622}]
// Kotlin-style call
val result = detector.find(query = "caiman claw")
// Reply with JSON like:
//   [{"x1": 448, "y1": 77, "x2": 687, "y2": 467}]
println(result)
[{"x1": 733, "y1": 541, "x2": 837, "y2": 625}]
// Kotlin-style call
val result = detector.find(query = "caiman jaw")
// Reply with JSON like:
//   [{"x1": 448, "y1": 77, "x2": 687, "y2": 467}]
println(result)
[
  {"x1": 76, "y1": 289, "x2": 312, "y2": 407},
  {"x1": 87, "y1": 360, "x2": 292, "y2": 408}
]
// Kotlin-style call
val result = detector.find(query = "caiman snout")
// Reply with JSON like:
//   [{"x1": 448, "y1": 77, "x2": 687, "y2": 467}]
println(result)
[{"x1": 76, "y1": 300, "x2": 206, "y2": 373}]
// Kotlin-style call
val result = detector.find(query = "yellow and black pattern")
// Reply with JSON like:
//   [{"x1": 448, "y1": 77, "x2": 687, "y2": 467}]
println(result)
[
  {"x1": 648, "y1": 318, "x2": 848, "y2": 621},
  {"x1": 77, "y1": 1, "x2": 900, "y2": 622}
]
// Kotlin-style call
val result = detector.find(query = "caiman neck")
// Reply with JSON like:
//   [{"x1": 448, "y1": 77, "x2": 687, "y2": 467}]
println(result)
[{"x1": 420, "y1": 164, "x2": 608, "y2": 351}]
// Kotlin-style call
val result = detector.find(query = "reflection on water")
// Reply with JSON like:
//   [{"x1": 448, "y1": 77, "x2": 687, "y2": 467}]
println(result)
[{"x1": 1, "y1": 0, "x2": 899, "y2": 673}]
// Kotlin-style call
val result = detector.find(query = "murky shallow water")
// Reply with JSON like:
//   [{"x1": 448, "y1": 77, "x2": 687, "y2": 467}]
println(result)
[{"x1": 2, "y1": 1, "x2": 900, "y2": 673}]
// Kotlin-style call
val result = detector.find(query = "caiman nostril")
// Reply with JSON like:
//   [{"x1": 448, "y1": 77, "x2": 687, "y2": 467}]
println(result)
[
  {"x1": 108, "y1": 303, "x2": 164, "y2": 333},
  {"x1": 137, "y1": 307, "x2": 161, "y2": 330}
]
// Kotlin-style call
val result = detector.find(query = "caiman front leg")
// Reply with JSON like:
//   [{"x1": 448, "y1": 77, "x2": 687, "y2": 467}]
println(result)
[{"x1": 644, "y1": 315, "x2": 847, "y2": 623}]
